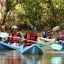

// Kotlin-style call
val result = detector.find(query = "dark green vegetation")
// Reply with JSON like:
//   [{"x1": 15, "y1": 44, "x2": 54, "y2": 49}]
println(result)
[{"x1": 0, "y1": 0, "x2": 64, "y2": 31}]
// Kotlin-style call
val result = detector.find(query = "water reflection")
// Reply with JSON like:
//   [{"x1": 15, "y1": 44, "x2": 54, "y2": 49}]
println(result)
[
  {"x1": 43, "y1": 51, "x2": 64, "y2": 64},
  {"x1": 8, "y1": 51, "x2": 21, "y2": 64},
  {"x1": 50, "y1": 56, "x2": 62, "y2": 64},
  {"x1": 0, "y1": 51, "x2": 21, "y2": 64},
  {"x1": 0, "y1": 51, "x2": 43, "y2": 64},
  {"x1": 22, "y1": 54, "x2": 42, "y2": 64},
  {"x1": 0, "y1": 50, "x2": 64, "y2": 64}
]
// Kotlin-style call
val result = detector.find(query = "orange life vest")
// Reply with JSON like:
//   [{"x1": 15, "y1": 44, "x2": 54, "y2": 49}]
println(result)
[
  {"x1": 24, "y1": 32, "x2": 37, "y2": 46},
  {"x1": 59, "y1": 37, "x2": 64, "y2": 40},
  {"x1": 30, "y1": 32, "x2": 36, "y2": 41},
  {"x1": 9, "y1": 32, "x2": 19, "y2": 43}
]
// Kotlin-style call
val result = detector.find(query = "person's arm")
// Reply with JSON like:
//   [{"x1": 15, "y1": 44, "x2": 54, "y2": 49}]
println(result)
[
  {"x1": 40, "y1": 37, "x2": 55, "y2": 42},
  {"x1": 37, "y1": 37, "x2": 55, "y2": 43}
]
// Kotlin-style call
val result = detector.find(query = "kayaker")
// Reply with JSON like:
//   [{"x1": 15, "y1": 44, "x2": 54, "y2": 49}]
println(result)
[
  {"x1": 37, "y1": 27, "x2": 57, "y2": 44},
  {"x1": 37, "y1": 26, "x2": 64, "y2": 48},
  {"x1": 24, "y1": 27, "x2": 38, "y2": 46},
  {"x1": 8, "y1": 25, "x2": 22, "y2": 45},
  {"x1": 52, "y1": 26, "x2": 64, "y2": 41}
]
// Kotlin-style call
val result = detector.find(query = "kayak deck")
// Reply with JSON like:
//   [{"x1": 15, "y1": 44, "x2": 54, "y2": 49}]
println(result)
[
  {"x1": 0, "y1": 42, "x2": 23, "y2": 50},
  {"x1": 19, "y1": 44, "x2": 43, "y2": 55}
]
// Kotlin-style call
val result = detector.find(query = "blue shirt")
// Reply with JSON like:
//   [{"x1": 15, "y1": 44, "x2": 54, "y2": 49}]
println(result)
[{"x1": 42, "y1": 32, "x2": 49, "y2": 38}]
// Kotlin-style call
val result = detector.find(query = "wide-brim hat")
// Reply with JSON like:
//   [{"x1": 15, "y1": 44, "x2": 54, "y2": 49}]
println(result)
[{"x1": 52, "y1": 26, "x2": 60, "y2": 32}]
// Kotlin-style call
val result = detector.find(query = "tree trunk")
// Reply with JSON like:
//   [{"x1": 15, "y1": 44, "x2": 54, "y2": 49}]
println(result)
[{"x1": 0, "y1": 0, "x2": 6, "y2": 25}]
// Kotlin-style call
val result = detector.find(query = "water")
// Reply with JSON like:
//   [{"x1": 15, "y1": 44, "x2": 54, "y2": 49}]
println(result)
[{"x1": 0, "y1": 50, "x2": 64, "y2": 64}]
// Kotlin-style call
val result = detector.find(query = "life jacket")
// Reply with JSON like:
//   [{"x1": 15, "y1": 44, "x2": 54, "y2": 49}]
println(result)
[
  {"x1": 24, "y1": 32, "x2": 37, "y2": 46},
  {"x1": 57, "y1": 31, "x2": 64, "y2": 40},
  {"x1": 59, "y1": 36, "x2": 64, "y2": 40},
  {"x1": 30, "y1": 32, "x2": 36, "y2": 41},
  {"x1": 9, "y1": 32, "x2": 19, "y2": 43}
]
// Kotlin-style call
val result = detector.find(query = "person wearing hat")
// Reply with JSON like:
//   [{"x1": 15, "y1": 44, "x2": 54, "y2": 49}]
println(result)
[
  {"x1": 8, "y1": 25, "x2": 22, "y2": 45},
  {"x1": 37, "y1": 27, "x2": 56, "y2": 44},
  {"x1": 51, "y1": 26, "x2": 64, "y2": 41},
  {"x1": 46, "y1": 25, "x2": 64, "y2": 41}
]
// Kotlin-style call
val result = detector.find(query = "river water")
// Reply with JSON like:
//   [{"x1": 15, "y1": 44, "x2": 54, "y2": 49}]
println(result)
[{"x1": 0, "y1": 50, "x2": 64, "y2": 64}]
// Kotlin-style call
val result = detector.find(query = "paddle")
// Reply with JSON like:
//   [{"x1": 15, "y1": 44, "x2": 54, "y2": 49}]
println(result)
[
  {"x1": 0, "y1": 32, "x2": 9, "y2": 41},
  {"x1": 50, "y1": 44, "x2": 62, "y2": 50},
  {"x1": 0, "y1": 33, "x2": 62, "y2": 50},
  {"x1": 0, "y1": 32, "x2": 9, "y2": 38}
]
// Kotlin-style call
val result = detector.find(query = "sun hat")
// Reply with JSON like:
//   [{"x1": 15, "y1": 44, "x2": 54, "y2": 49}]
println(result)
[
  {"x1": 11, "y1": 25, "x2": 18, "y2": 29},
  {"x1": 52, "y1": 26, "x2": 60, "y2": 32}
]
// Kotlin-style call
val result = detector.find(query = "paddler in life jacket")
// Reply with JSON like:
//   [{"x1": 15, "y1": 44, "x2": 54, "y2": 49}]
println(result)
[
  {"x1": 24, "y1": 27, "x2": 38, "y2": 46},
  {"x1": 37, "y1": 26, "x2": 62, "y2": 44},
  {"x1": 52, "y1": 26, "x2": 64, "y2": 41},
  {"x1": 8, "y1": 25, "x2": 21, "y2": 45},
  {"x1": 37, "y1": 27, "x2": 56, "y2": 44}
]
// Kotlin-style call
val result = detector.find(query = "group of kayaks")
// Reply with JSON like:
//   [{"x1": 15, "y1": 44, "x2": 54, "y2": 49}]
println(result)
[
  {"x1": 0, "y1": 32, "x2": 43, "y2": 55},
  {"x1": 0, "y1": 32, "x2": 64, "y2": 55},
  {"x1": 0, "y1": 40, "x2": 64, "y2": 55},
  {"x1": 0, "y1": 41, "x2": 43, "y2": 55}
]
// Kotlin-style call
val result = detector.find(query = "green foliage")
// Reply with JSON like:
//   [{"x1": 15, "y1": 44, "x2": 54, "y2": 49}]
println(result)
[
  {"x1": 15, "y1": 4, "x2": 26, "y2": 14},
  {"x1": 5, "y1": 0, "x2": 64, "y2": 31},
  {"x1": 6, "y1": 0, "x2": 13, "y2": 11}
]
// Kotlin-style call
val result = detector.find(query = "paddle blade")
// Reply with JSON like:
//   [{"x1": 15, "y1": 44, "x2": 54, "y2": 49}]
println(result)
[
  {"x1": 0, "y1": 32, "x2": 9, "y2": 41},
  {"x1": 36, "y1": 41, "x2": 46, "y2": 47},
  {"x1": 0, "y1": 32, "x2": 9, "y2": 38},
  {"x1": 50, "y1": 44, "x2": 62, "y2": 50}
]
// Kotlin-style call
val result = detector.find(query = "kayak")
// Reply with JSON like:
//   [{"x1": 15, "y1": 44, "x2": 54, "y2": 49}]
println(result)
[
  {"x1": 0, "y1": 32, "x2": 62, "y2": 54},
  {"x1": 19, "y1": 44, "x2": 43, "y2": 54},
  {"x1": 57, "y1": 40, "x2": 64, "y2": 49},
  {"x1": 0, "y1": 42, "x2": 43, "y2": 55},
  {"x1": 0, "y1": 42, "x2": 22, "y2": 50}
]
